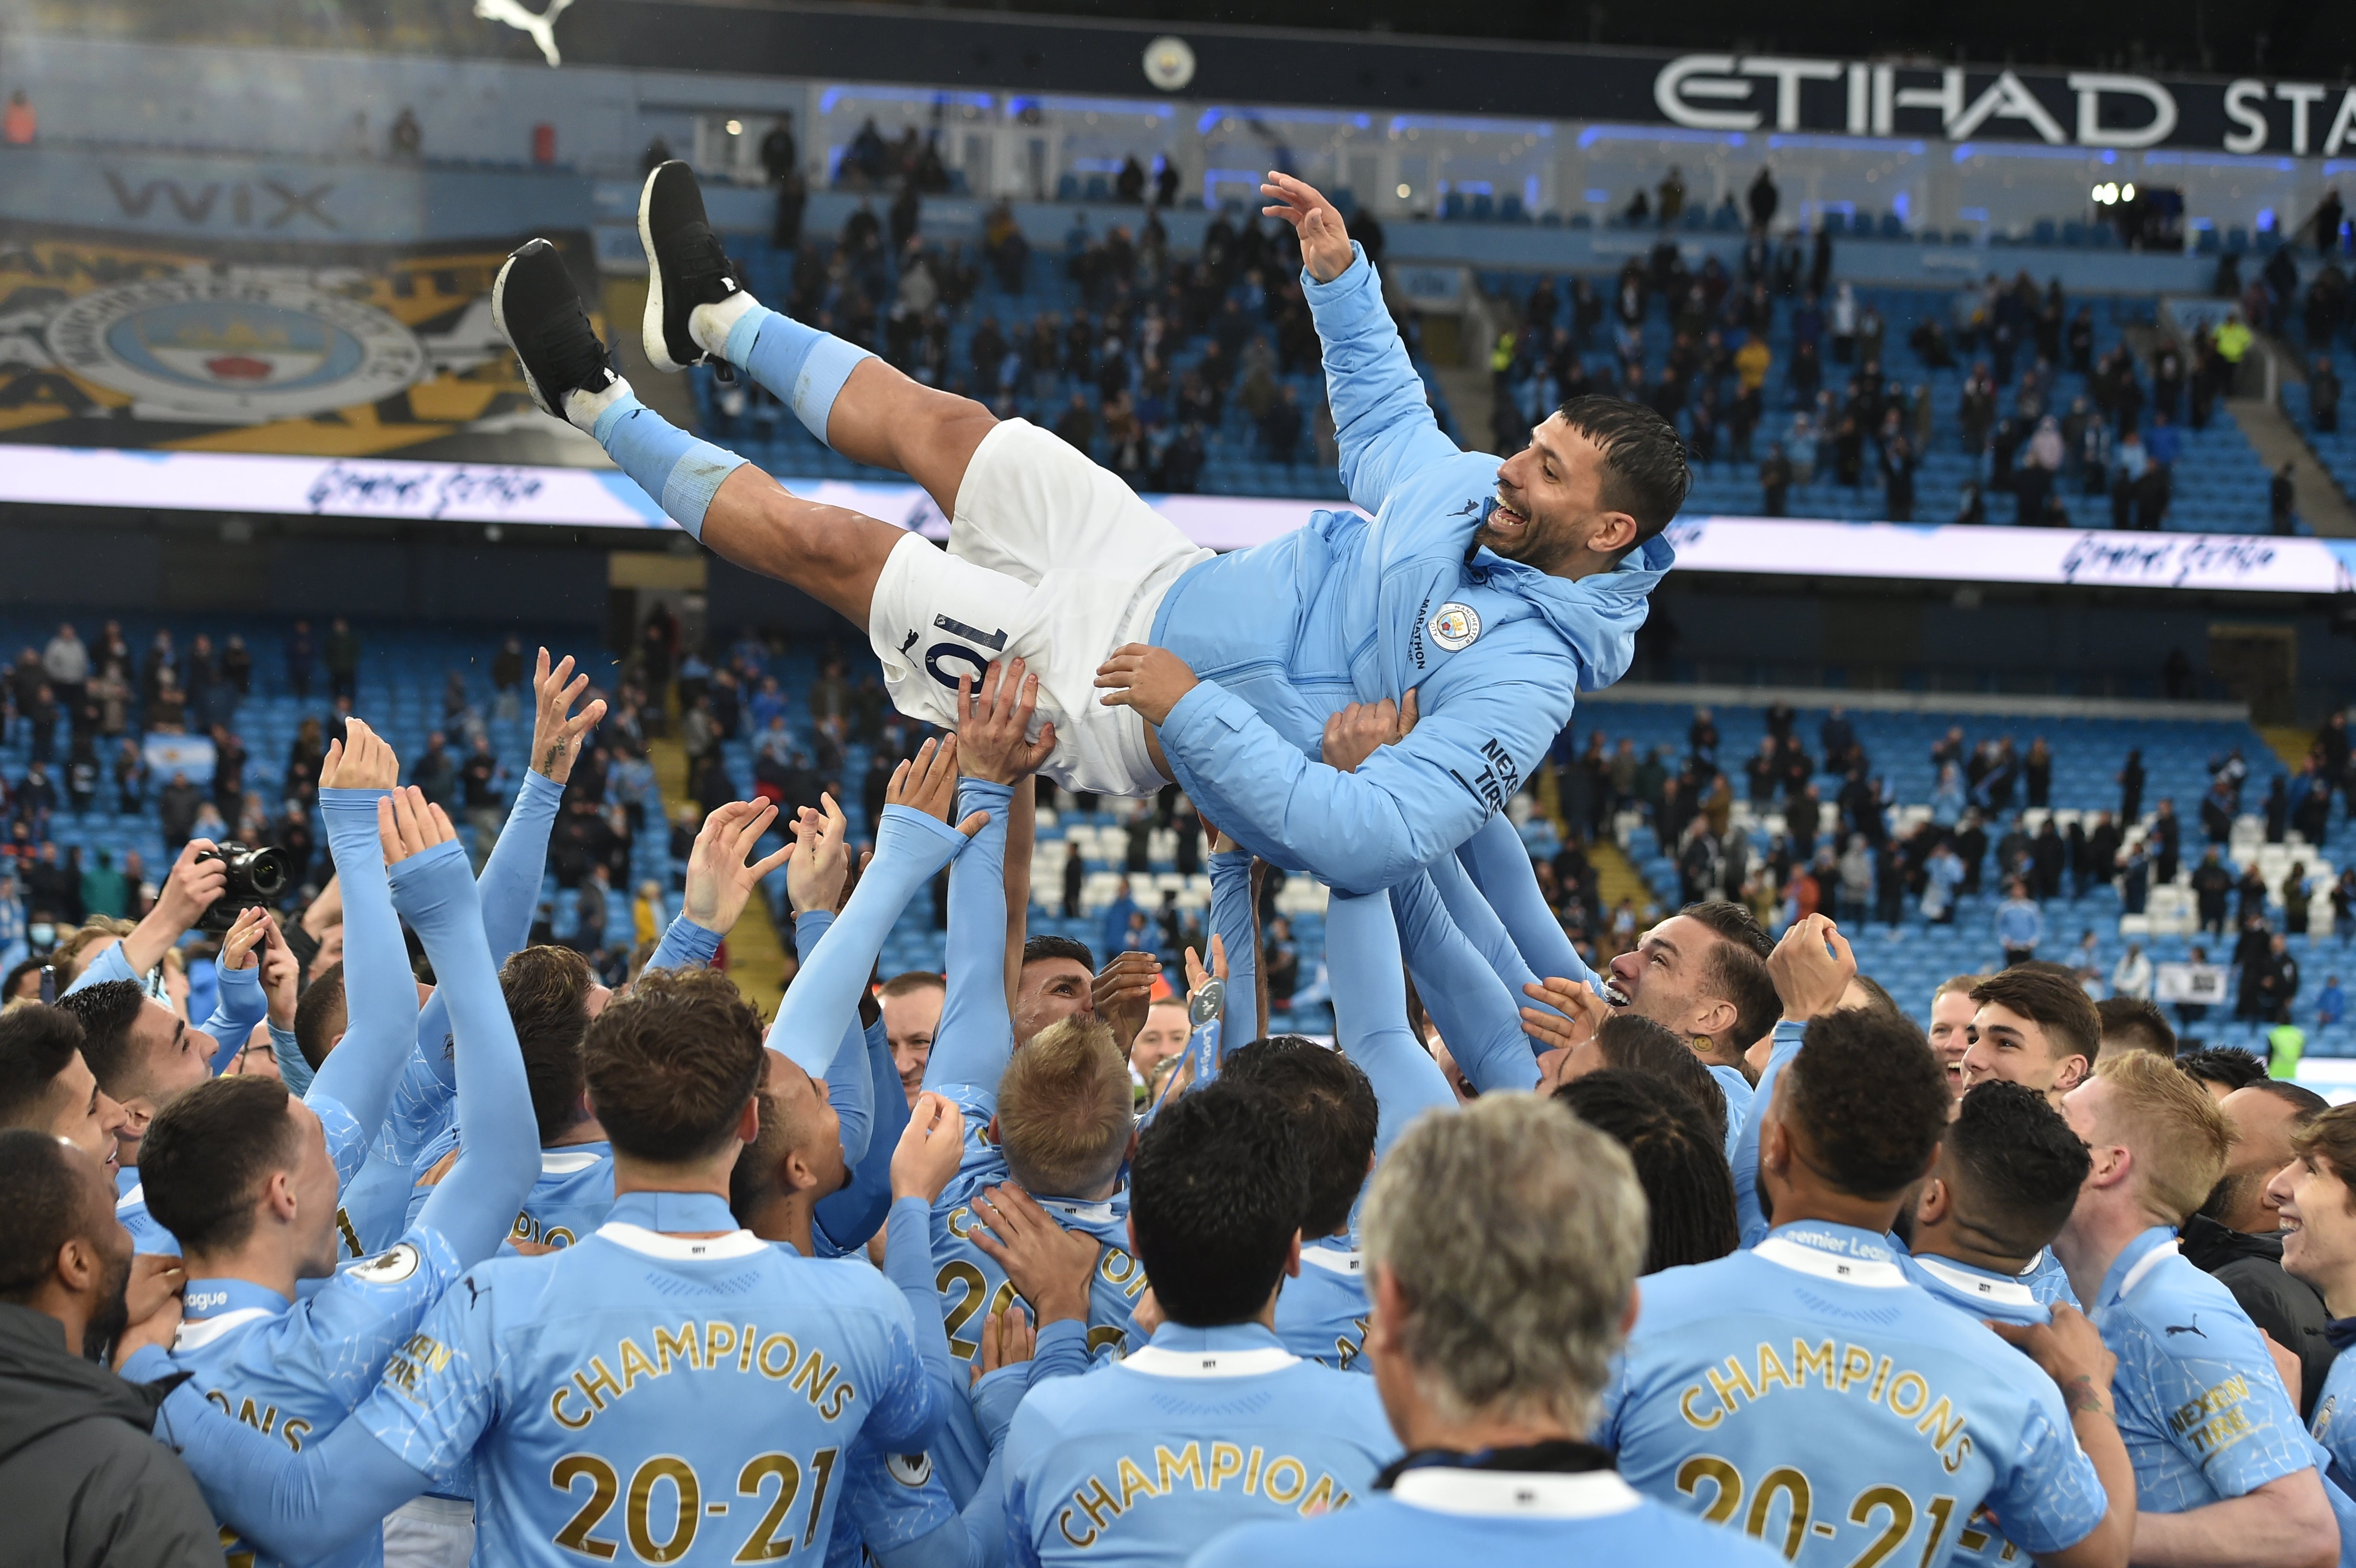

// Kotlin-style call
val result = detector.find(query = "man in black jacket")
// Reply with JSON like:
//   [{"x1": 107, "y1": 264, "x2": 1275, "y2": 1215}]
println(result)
[
  {"x1": 0, "y1": 1129, "x2": 220, "y2": 1566},
  {"x1": 2182, "y1": 1079, "x2": 2336, "y2": 1415}
]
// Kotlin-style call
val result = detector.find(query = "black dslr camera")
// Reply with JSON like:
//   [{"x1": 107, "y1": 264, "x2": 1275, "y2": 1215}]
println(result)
[{"x1": 194, "y1": 844, "x2": 288, "y2": 933}]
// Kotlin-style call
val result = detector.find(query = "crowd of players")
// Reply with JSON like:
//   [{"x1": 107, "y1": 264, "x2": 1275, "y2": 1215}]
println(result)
[
  {"x1": 20, "y1": 158, "x2": 2356, "y2": 1568},
  {"x1": 7, "y1": 642, "x2": 2356, "y2": 1567}
]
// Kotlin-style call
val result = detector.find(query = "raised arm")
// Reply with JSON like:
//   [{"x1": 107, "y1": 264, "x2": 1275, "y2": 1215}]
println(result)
[
  {"x1": 200, "y1": 907, "x2": 277, "y2": 1073},
  {"x1": 768, "y1": 739, "x2": 979, "y2": 1078},
  {"x1": 1261, "y1": 172, "x2": 1459, "y2": 512},
  {"x1": 1455, "y1": 813, "x2": 1601, "y2": 991},
  {"x1": 928, "y1": 661, "x2": 1057, "y2": 1106},
  {"x1": 1325, "y1": 887, "x2": 1457, "y2": 1157},
  {"x1": 65, "y1": 838, "x2": 230, "y2": 997},
  {"x1": 1732, "y1": 915, "x2": 1855, "y2": 1247},
  {"x1": 386, "y1": 790, "x2": 539, "y2": 1266},
  {"x1": 1109, "y1": 656, "x2": 1574, "y2": 895},
  {"x1": 1207, "y1": 841, "x2": 1260, "y2": 1050},
  {"x1": 308, "y1": 724, "x2": 421, "y2": 1179},
  {"x1": 884, "y1": 1093, "x2": 971, "y2": 1420},
  {"x1": 410, "y1": 651, "x2": 605, "y2": 1084},
  {"x1": 1386, "y1": 871, "x2": 1538, "y2": 1095},
  {"x1": 813, "y1": 1012, "x2": 905, "y2": 1255},
  {"x1": 799, "y1": 906, "x2": 878, "y2": 1166}
]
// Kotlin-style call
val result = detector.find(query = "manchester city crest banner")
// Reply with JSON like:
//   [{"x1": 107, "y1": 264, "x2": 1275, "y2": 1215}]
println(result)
[{"x1": 0, "y1": 225, "x2": 605, "y2": 466}]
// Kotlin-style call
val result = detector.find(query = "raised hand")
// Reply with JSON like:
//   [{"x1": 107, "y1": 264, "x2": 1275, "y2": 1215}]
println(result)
[
  {"x1": 887, "y1": 736, "x2": 986, "y2": 838},
  {"x1": 1766, "y1": 913, "x2": 1855, "y2": 1022},
  {"x1": 376, "y1": 786, "x2": 457, "y2": 867},
  {"x1": 257, "y1": 918, "x2": 300, "y2": 1031},
  {"x1": 530, "y1": 648, "x2": 607, "y2": 784},
  {"x1": 1520, "y1": 974, "x2": 1612, "y2": 1060},
  {"x1": 889, "y1": 1092, "x2": 967, "y2": 1205},
  {"x1": 1259, "y1": 171, "x2": 1355, "y2": 283},
  {"x1": 682, "y1": 799, "x2": 796, "y2": 934},
  {"x1": 319, "y1": 719, "x2": 400, "y2": 792},
  {"x1": 1093, "y1": 950, "x2": 1162, "y2": 1057},
  {"x1": 217, "y1": 904, "x2": 274, "y2": 972},
  {"x1": 1320, "y1": 688, "x2": 1418, "y2": 774},
  {"x1": 151, "y1": 838, "x2": 229, "y2": 939},
  {"x1": 1093, "y1": 644, "x2": 1199, "y2": 727},
  {"x1": 780, "y1": 795, "x2": 851, "y2": 918},
  {"x1": 956, "y1": 659, "x2": 1058, "y2": 785}
]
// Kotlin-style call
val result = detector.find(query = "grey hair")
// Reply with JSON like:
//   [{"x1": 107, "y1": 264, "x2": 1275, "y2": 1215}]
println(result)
[{"x1": 1361, "y1": 1095, "x2": 1646, "y2": 1432}]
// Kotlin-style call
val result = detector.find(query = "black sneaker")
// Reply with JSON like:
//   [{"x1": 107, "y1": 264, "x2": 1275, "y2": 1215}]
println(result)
[
  {"x1": 492, "y1": 239, "x2": 618, "y2": 426},
  {"x1": 639, "y1": 159, "x2": 743, "y2": 374}
]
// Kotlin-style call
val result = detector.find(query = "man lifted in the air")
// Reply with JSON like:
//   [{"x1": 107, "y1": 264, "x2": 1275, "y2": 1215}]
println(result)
[{"x1": 491, "y1": 165, "x2": 1682, "y2": 896}]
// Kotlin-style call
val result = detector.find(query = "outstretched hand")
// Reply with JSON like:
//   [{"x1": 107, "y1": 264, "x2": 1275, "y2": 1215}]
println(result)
[
  {"x1": 683, "y1": 799, "x2": 796, "y2": 934},
  {"x1": 376, "y1": 786, "x2": 456, "y2": 866},
  {"x1": 1767, "y1": 913, "x2": 1855, "y2": 1022},
  {"x1": 320, "y1": 718, "x2": 400, "y2": 792},
  {"x1": 957, "y1": 659, "x2": 1057, "y2": 784},
  {"x1": 1321, "y1": 688, "x2": 1418, "y2": 774},
  {"x1": 887, "y1": 737, "x2": 988, "y2": 838},
  {"x1": 1260, "y1": 171, "x2": 1355, "y2": 283},
  {"x1": 780, "y1": 795, "x2": 851, "y2": 917},
  {"x1": 530, "y1": 648, "x2": 607, "y2": 785},
  {"x1": 1094, "y1": 644, "x2": 1199, "y2": 727}
]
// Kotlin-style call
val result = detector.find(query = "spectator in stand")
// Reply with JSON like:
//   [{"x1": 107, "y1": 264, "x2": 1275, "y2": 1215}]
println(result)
[
  {"x1": 1996, "y1": 876, "x2": 2043, "y2": 966},
  {"x1": 1746, "y1": 166, "x2": 1778, "y2": 231},
  {"x1": 2313, "y1": 357, "x2": 2341, "y2": 434},
  {"x1": 323, "y1": 617, "x2": 359, "y2": 702},
  {"x1": 1, "y1": 89, "x2": 33, "y2": 147},
  {"x1": 2272, "y1": 463, "x2": 2298, "y2": 535},
  {"x1": 1757, "y1": 441, "x2": 1791, "y2": 516}
]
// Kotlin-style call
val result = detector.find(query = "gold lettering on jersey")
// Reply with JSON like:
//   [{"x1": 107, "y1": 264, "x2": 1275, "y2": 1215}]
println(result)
[
  {"x1": 2169, "y1": 1373, "x2": 2258, "y2": 1461},
  {"x1": 205, "y1": 1389, "x2": 315, "y2": 1452},
  {"x1": 1096, "y1": 1247, "x2": 1150, "y2": 1301},
  {"x1": 1674, "y1": 1339, "x2": 1972, "y2": 1470},
  {"x1": 382, "y1": 1332, "x2": 455, "y2": 1407},
  {"x1": 542, "y1": 1321, "x2": 859, "y2": 1431},
  {"x1": 510, "y1": 1211, "x2": 577, "y2": 1249},
  {"x1": 1052, "y1": 1447, "x2": 1354, "y2": 1546}
]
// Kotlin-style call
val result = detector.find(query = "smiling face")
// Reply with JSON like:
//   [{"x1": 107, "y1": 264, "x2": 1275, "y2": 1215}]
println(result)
[
  {"x1": 1014, "y1": 958, "x2": 1095, "y2": 1048},
  {"x1": 1961, "y1": 1002, "x2": 2084, "y2": 1103},
  {"x1": 1603, "y1": 915, "x2": 1738, "y2": 1046},
  {"x1": 116, "y1": 999, "x2": 219, "y2": 1167},
  {"x1": 1928, "y1": 989, "x2": 1977, "y2": 1097},
  {"x1": 2272, "y1": 1153, "x2": 2356, "y2": 1310},
  {"x1": 1482, "y1": 416, "x2": 1639, "y2": 581},
  {"x1": 1131, "y1": 1001, "x2": 1191, "y2": 1080}
]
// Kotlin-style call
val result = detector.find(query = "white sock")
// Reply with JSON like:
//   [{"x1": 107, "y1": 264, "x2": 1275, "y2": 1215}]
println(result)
[
  {"x1": 563, "y1": 373, "x2": 634, "y2": 433},
  {"x1": 691, "y1": 291, "x2": 760, "y2": 359}
]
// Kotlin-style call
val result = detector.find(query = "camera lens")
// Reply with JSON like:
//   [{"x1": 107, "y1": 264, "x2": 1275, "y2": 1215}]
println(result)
[{"x1": 242, "y1": 847, "x2": 288, "y2": 898}]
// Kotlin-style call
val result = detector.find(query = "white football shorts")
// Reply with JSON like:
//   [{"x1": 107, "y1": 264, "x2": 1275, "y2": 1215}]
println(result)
[{"x1": 866, "y1": 417, "x2": 1212, "y2": 798}]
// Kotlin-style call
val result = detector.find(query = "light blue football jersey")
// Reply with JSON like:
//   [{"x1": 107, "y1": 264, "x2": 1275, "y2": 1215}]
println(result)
[
  {"x1": 1003, "y1": 1321, "x2": 1398, "y2": 1568},
  {"x1": 826, "y1": 1438, "x2": 963, "y2": 1568},
  {"x1": 117, "y1": 1165, "x2": 179, "y2": 1257},
  {"x1": 1900, "y1": 1252, "x2": 2052, "y2": 1328},
  {"x1": 1598, "y1": 1220, "x2": 2108, "y2": 1567},
  {"x1": 405, "y1": 1130, "x2": 617, "y2": 1253},
  {"x1": 170, "y1": 1228, "x2": 471, "y2": 1568},
  {"x1": 925, "y1": 1112, "x2": 1146, "y2": 1503},
  {"x1": 2020, "y1": 1246, "x2": 2078, "y2": 1309},
  {"x1": 1707, "y1": 1064, "x2": 1753, "y2": 1163},
  {"x1": 1274, "y1": 1236, "x2": 1370, "y2": 1373},
  {"x1": 2092, "y1": 1227, "x2": 2319, "y2": 1513},
  {"x1": 1186, "y1": 1462, "x2": 1788, "y2": 1568},
  {"x1": 2312, "y1": 1349, "x2": 2356, "y2": 1491},
  {"x1": 352, "y1": 1191, "x2": 936, "y2": 1568}
]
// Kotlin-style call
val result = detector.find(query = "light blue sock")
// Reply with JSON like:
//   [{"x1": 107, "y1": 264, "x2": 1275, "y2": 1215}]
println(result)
[
  {"x1": 727, "y1": 305, "x2": 874, "y2": 450},
  {"x1": 592, "y1": 393, "x2": 746, "y2": 540}
]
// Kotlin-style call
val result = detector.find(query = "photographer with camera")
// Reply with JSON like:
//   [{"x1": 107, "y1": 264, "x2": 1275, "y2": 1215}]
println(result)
[{"x1": 61, "y1": 833, "x2": 280, "y2": 1003}]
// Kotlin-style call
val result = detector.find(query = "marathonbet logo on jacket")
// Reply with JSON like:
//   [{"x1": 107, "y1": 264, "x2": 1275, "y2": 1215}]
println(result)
[{"x1": 1427, "y1": 602, "x2": 1481, "y2": 652}]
